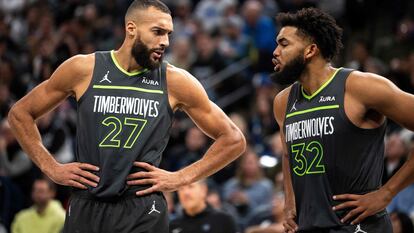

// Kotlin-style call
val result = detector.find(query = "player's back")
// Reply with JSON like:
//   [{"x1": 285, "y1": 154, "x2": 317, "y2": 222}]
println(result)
[
  {"x1": 283, "y1": 68, "x2": 385, "y2": 230},
  {"x1": 76, "y1": 51, "x2": 173, "y2": 198}
]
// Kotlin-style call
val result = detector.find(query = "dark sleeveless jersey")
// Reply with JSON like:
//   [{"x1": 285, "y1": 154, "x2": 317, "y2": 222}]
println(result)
[
  {"x1": 283, "y1": 68, "x2": 386, "y2": 230},
  {"x1": 76, "y1": 51, "x2": 173, "y2": 198}
]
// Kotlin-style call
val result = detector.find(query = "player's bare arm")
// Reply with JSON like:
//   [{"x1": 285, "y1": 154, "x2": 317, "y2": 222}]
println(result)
[
  {"x1": 8, "y1": 54, "x2": 100, "y2": 189},
  {"x1": 127, "y1": 64, "x2": 246, "y2": 196},
  {"x1": 273, "y1": 86, "x2": 298, "y2": 233},
  {"x1": 333, "y1": 71, "x2": 414, "y2": 224}
]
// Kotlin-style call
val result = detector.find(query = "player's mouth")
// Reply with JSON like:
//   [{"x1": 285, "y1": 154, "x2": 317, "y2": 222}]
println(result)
[
  {"x1": 152, "y1": 50, "x2": 164, "y2": 60},
  {"x1": 272, "y1": 58, "x2": 281, "y2": 71}
]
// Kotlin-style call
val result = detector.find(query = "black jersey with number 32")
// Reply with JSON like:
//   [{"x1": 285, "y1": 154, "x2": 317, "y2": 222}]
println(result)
[
  {"x1": 76, "y1": 51, "x2": 173, "y2": 198},
  {"x1": 283, "y1": 68, "x2": 386, "y2": 230}
]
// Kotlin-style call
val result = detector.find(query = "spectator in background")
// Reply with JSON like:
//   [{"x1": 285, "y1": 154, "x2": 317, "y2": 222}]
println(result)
[
  {"x1": 164, "y1": 126, "x2": 209, "y2": 171},
  {"x1": 0, "y1": 82, "x2": 14, "y2": 119},
  {"x1": 11, "y1": 178, "x2": 65, "y2": 233},
  {"x1": 206, "y1": 183, "x2": 240, "y2": 223},
  {"x1": 165, "y1": 36, "x2": 194, "y2": 70},
  {"x1": 387, "y1": 183, "x2": 414, "y2": 223},
  {"x1": 171, "y1": 0, "x2": 197, "y2": 40},
  {"x1": 218, "y1": 16, "x2": 251, "y2": 64},
  {"x1": 170, "y1": 179, "x2": 238, "y2": 233},
  {"x1": 244, "y1": 194, "x2": 284, "y2": 233},
  {"x1": 0, "y1": 119, "x2": 37, "y2": 207},
  {"x1": 249, "y1": 90, "x2": 278, "y2": 155},
  {"x1": 241, "y1": 0, "x2": 276, "y2": 73},
  {"x1": 223, "y1": 149, "x2": 273, "y2": 222},
  {"x1": 269, "y1": 132, "x2": 283, "y2": 159},
  {"x1": 346, "y1": 39, "x2": 387, "y2": 75},
  {"x1": 194, "y1": 0, "x2": 235, "y2": 33},
  {"x1": 190, "y1": 31, "x2": 225, "y2": 100},
  {"x1": 382, "y1": 132, "x2": 407, "y2": 184},
  {"x1": 390, "y1": 212, "x2": 414, "y2": 233}
]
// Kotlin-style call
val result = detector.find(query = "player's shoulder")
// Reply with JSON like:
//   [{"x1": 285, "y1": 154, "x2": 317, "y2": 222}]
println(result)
[
  {"x1": 346, "y1": 70, "x2": 394, "y2": 95},
  {"x1": 275, "y1": 85, "x2": 293, "y2": 103},
  {"x1": 166, "y1": 63, "x2": 205, "y2": 96},
  {"x1": 63, "y1": 53, "x2": 95, "y2": 76},
  {"x1": 274, "y1": 85, "x2": 294, "y2": 110},
  {"x1": 166, "y1": 63, "x2": 198, "y2": 84}
]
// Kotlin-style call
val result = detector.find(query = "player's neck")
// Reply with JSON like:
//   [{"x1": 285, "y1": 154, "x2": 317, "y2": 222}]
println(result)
[
  {"x1": 112, "y1": 47, "x2": 144, "y2": 73},
  {"x1": 300, "y1": 62, "x2": 336, "y2": 97}
]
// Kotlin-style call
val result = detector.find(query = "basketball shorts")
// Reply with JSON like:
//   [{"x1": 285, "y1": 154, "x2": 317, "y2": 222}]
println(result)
[
  {"x1": 62, "y1": 190, "x2": 168, "y2": 233},
  {"x1": 299, "y1": 211, "x2": 392, "y2": 233}
]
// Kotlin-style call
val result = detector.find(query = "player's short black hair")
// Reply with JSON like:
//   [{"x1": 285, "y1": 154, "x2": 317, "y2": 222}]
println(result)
[
  {"x1": 125, "y1": 0, "x2": 171, "y2": 20},
  {"x1": 276, "y1": 8, "x2": 343, "y2": 61}
]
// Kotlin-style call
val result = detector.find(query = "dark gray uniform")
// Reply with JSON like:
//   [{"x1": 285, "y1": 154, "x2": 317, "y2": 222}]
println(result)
[
  {"x1": 283, "y1": 68, "x2": 392, "y2": 232},
  {"x1": 63, "y1": 51, "x2": 173, "y2": 233}
]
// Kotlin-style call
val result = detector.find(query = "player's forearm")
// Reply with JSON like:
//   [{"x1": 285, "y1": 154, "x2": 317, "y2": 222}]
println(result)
[
  {"x1": 8, "y1": 106, "x2": 58, "y2": 174},
  {"x1": 177, "y1": 128, "x2": 246, "y2": 185},
  {"x1": 381, "y1": 150, "x2": 414, "y2": 199}
]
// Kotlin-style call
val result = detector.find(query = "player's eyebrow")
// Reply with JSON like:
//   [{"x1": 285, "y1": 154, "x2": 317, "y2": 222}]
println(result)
[{"x1": 277, "y1": 37, "x2": 288, "y2": 44}]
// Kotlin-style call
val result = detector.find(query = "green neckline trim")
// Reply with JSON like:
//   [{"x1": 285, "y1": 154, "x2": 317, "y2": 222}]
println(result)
[
  {"x1": 286, "y1": 105, "x2": 339, "y2": 118},
  {"x1": 110, "y1": 50, "x2": 148, "y2": 76},
  {"x1": 301, "y1": 68, "x2": 342, "y2": 100},
  {"x1": 93, "y1": 85, "x2": 163, "y2": 94}
]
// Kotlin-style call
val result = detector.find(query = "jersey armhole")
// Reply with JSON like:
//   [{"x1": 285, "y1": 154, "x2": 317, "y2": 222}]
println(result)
[
  {"x1": 77, "y1": 53, "x2": 97, "y2": 104},
  {"x1": 338, "y1": 69, "x2": 386, "y2": 135},
  {"x1": 162, "y1": 61, "x2": 174, "y2": 117}
]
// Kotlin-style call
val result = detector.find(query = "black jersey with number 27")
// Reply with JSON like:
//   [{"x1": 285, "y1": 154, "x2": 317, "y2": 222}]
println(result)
[{"x1": 75, "y1": 51, "x2": 173, "y2": 198}]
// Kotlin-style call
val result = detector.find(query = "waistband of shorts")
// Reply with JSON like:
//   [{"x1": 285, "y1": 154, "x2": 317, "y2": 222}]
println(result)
[{"x1": 71, "y1": 185, "x2": 154, "y2": 203}]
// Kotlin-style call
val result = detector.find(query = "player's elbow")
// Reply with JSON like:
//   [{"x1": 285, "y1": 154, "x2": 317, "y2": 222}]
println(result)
[
  {"x1": 228, "y1": 126, "x2": 247, "y2": 158},
  {"x1": 8, "y1": 103, "x2": 27, "y2": 131}
]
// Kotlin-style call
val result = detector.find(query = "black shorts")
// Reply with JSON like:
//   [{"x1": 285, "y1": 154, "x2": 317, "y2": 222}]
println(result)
[
  {"x1": 299, "y1": 212, "x2": 392, "y2": 233},
  {"x1": 63, "y1": 191, "x2": 168, "y2": 233}
]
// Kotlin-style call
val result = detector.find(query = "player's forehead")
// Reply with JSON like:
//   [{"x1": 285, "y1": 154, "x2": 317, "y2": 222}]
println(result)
[
  {"x1": 137, "y1": 7, "x2": 173, "y2": 32},
  {"x1": 276, "y1": 26, "x2": 302, "y2": 43}
]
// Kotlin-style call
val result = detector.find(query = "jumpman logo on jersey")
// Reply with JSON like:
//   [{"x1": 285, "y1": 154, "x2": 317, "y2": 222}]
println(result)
[
  {"x1": 290, "y1": 99, "x2": 298, "y2": 112},
  {"x1": 354, "y1": 224, "x2": 367, "y2": 233},
  {"x1": 148, "y1": 201, "x2": 161, "y2": 214},
  {"x1": 99, "y1": 71, "x2": 111, "y2": 83}
]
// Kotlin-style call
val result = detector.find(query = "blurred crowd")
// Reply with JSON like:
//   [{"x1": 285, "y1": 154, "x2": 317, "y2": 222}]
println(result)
[{"x1": 0, "y1": 0, "x2": 414, "y2": 233}]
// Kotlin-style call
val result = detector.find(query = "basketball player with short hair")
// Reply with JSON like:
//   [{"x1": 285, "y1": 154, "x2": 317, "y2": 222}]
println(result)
[
  {"x1": 272, "y1": 8, "x2": 414, "y2": 233},
  {"x1": 8, "y1": 1, "x2": 246, "y2": 232}
]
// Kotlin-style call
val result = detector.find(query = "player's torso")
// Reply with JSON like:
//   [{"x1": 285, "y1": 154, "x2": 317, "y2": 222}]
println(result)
[
  {"x1": 283, "y1": 68, "x2": 386, "y2": 230},
  {"x1": 75, "y1": 51, "x2": 173, "y2": 198}
]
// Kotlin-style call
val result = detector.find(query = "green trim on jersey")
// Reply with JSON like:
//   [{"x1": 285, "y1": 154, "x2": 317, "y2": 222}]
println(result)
[
  {"x1": 301, "y1": 68, "x2": 342, "y2": 100},
  {"x1": 93, "y1": 85, "x2": 164, "y2": 94},
  {"x1": 110, "y1": 50, "x2": 148, "y2": 76},
  {"x1": 286, "y1": 105, "x2": 339, "y2": 118}
]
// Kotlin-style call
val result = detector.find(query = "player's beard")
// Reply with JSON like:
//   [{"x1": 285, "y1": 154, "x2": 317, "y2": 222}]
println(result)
[
  {"x1": 271, "y1": 53, "x2": 307, "y2": 85},
  {"x1": 131, "y1": 36, "x2": 163, "y2": 70}
]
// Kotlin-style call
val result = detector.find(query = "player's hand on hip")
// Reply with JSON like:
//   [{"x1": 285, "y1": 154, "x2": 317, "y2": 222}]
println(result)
[
  {"x1": 283, "y1": 206, "x2": 298, "y2": 233},
  {"x1": 48, "y1": 162, "x2": 100, "y2": 189},
  {"x1": 127, "y1": 162, "x2": 183, "y2": 196},
  {"x1": 332, "y1": 189, "x2": 392, "y2": 225}
]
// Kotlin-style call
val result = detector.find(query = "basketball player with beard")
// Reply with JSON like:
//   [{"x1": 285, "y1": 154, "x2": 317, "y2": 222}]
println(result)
[
  {"x1": 8, "y1": 1, "x2": 246, "y2": 232},
  {"x1": 272, "y1": 8, "x2": 414, "y2": 233}
]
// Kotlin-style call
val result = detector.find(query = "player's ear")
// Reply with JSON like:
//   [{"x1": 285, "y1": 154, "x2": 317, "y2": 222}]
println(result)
[
  {"x1": 126, "y1": 21, "x2": 137, "y2": 38},
  {"x1": 304, "y1": 43, "x2": 318, "y2": 60}
]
